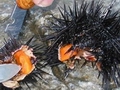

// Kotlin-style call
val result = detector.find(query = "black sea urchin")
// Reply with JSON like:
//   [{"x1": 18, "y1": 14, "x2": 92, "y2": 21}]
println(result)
[
  {"x1": 0, "y1": 37, "x2": 45, "y2": 90},
  {"x1": 44, "y1": 0, "x2": 120, "y2": 89}
]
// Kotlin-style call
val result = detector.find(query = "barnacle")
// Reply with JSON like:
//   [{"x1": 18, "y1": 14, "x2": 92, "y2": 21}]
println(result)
[
  {"x1": 0, "y1": 37, "x2": 45, "y2": 90},
  {"x1": 44, "y1": 0, "x2": 120, "y2": 89}
]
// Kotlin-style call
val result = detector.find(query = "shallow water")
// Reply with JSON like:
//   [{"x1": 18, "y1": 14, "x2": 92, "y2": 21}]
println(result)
[{"x1": 0, "y1": 0, "x2": 120, "y2": 90}]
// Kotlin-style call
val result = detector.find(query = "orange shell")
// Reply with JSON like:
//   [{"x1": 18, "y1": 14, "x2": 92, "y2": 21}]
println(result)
[
  {"x1": 13, "y1": 50, "x2": 33, "y2": 74},
  {"x1": 16, "y1": 0, "x2": 35, "y2": 10},
  {"x1": 58, "y1": 44, "x2": 77, "y2": 62}
]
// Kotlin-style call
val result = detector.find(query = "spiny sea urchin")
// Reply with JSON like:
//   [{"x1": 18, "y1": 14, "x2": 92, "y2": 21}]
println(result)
[
  {"x1": 44, "y1": 0, "x2": 120, "y2": 89},
  {"x1": 0, "y1": 36, "x2": 45, "y2": 90}
]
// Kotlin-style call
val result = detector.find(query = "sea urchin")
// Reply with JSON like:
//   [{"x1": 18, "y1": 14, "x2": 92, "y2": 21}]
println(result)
[{"x1": 44, "y1": 0, "x2": 120, "y2": 89}]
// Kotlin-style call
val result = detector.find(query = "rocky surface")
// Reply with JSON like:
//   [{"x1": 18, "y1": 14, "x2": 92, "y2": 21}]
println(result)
[{"x1": 0, "y1": 0, "x2": 120, "y2": 90}]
